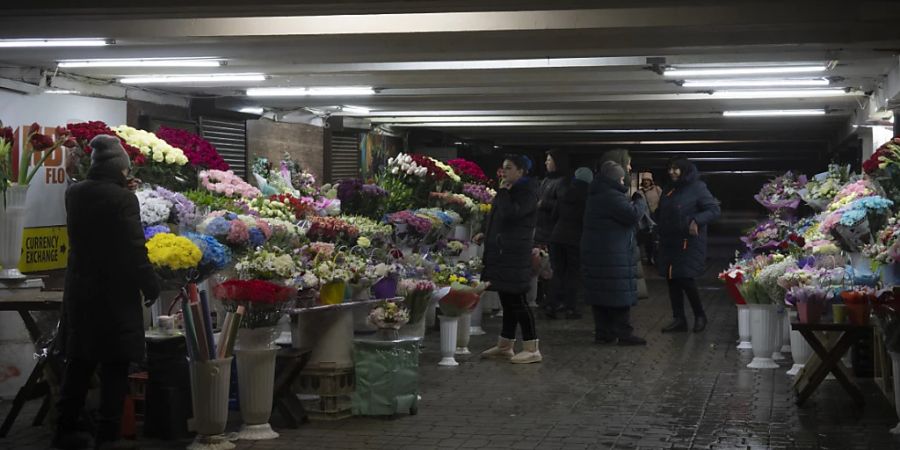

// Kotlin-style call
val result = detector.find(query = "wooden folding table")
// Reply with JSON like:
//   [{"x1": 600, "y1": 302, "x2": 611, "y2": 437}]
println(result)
[{"x1": 792, "y1": 322, "x2": 870, "y2": 407}]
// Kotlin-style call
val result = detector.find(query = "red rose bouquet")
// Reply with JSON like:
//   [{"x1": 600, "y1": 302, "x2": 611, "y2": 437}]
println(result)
[
  {"x1": 214, "y1": 279, "x2": 296, "y2": 328},
  {"x1": 156, "y1": 126, "x2": 230, "y2": 171}
]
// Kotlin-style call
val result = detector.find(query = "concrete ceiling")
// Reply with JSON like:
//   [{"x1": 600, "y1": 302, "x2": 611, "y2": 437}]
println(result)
[{"x1": 2, "y1": 0, "x2": 900, "y2": 172}]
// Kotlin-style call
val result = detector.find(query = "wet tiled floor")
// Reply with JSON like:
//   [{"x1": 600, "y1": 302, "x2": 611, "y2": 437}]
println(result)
[{"x1": 3, "y1": 270, "x2": 900, "y2": 449}]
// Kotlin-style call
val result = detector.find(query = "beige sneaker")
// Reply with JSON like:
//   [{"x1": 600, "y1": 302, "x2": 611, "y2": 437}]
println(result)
[
  {"x1": 481, "y1": 336, "x2": 515, "y2": 359},
  {"x1": 510, "y1": 339, "x2": 542, "y2": 364}
]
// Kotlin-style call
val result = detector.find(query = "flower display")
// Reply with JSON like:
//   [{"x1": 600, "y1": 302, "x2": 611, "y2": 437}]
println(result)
[
  {"x1": 248, "y1": 196, "x2": 296, "y2": 222},
  {"x1": 312, "y1": 196, "x2": 342, "y2": 216},
  {"x1": 343, "y1": 215, "x2": 393, "y2": 244},
  {"x1": 800, "y1": 164, "x2": 850, "y2": 211},
  {"x1": 431, "y1": 158, "x2": 461, "y2": 183},
  {"x1": 1, "y1": 123, "x2": 75, "y2": 199},
  {"x1": 199, "y1": 169, "x2": 262, "y2": 198},
  {"x1": 755, "y1": 255, "x2": 797, "y2": 304},
  {"x1": 214, "y1": 279, "x2": 296, "y2": 328},
  {"x1": 386, "y1": 153, "x2": 428, "y2": 179},
  {"x1": 263, "y1": 217, "x2": 305, "y2": 248},
  {"x1": 113, "y1": 125, "x2": 188, "y2": 167},
  {"x1": 155, "y1": 126, "x2": 229, "y2": 171},
  {"x1": 146, "y1": 233, "x2": 203, "y2": 271},
  {"x1": 181, "y1": 231, "x2": 232, "y2": 274},
  {"x1": 462, "y1": 183, "x2": 496, "y2": 204},
  {"x1": 409, "y1": 154, "x2": 449, "y2": 182},
  {"x1": 136, "y1": 189, "x2": 174, "y2": 226},
  {"x1": 828, "y1": 179, "x2": 876, "y2": 211},
  {"x1": 863, "y1": 215, "x2": 900, "y2": 268},
  {"x1": 182, "y1": 189, "x2": 250, "y2": 214},
  {"x1": 152, "y1": 186, "x2": 198, "y2": 225},
  {"x1": 754, "y1": 171, "x2": 807, "y2": 213},
  {"x1": 386, "y1": 210, "x2": 433, "y2": 235},
  {"x1": 449, "y1": 159, "x2": 490, "y2": 185},
  {"x1": 196, "y1": 211, "x2": 273, "y2": 250},
  {"x1": 367, "y1": 300, "x2": 410, "y2": 329},
  {"x1": 306, "y1": 216, "x2": 359, "y2": 243},
  {"x1": 398, "y1": 279, "x2": 436, "y2": 324},
  {"x1": 269, "y1": 193, "x2": 313, "y2": 220},
  {"x1": 336, "y1": 179, "x2": 389, "y2": 219},
  {"x1": 236, "y1": 246, "x2": 300, "y2": 280},
  {"x1": 143, "y1": 224, "x2": 170, "y2": 240},
  {"x1": 67, "y1": 121, "x2": 144, "y2": 176},
  {"x1": 429, "y1": 192, "x2": 479, "y2": 222}
]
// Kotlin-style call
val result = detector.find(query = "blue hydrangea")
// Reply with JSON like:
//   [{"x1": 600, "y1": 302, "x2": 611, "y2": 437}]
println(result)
[
  {"x1": 182, "y1": 231, "x2": 231, "y2": 270},
  {"x1": 143, "y1": 224, "x2": 170, "y2": 240},
  {"x1": 248, "y1": 228, "x2": 266, "y2": 247},
  {"x1": 205, "y1": 217, "x2": 231, "y2": 236},
  {"x1": 224, "y1": 212, "x2": 238, "y2": 221}
]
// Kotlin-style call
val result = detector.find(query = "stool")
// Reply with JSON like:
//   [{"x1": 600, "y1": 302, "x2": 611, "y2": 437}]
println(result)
[
  {"x1": 271, "y1": 347, "x2": 312, "y2": 428},
  {"x1": 121, "y1": 372, "x2": 147, "y2": 440}
]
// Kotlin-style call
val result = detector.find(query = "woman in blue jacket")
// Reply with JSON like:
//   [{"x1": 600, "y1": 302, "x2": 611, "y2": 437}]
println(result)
[{"x1": 655, "y1": 158, "x2": 721, "y2": 333}]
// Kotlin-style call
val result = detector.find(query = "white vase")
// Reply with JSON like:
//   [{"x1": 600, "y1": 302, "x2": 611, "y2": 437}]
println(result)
[
  {"x1": 748, "y1": 304, "x2": 779, "y2": 369},
  {"x1": 469, "y1": 296, "x2": 486, "y2": 336},
  {"x1": 890, "y1": 352, "x2": 900, "y2": 434},
  {"x1": 780, "y1": 311, "x2": 792, "y2": 354},
  {"x1": 188, "y1": 358, "x2": 235, "y2": 450},
  {"x1": 787, "y1": 329, "x2": 812, "y2": 376},
  {"x1": 771, "y1": 307, "x2": 787, "y2": 361},
  {"x1": 438, "y1": 315, "x2": 459, "y2": 366},
  {"x1": 235, "y1": 327, "x2": 278, "y2": 440},
  {"x1": 453, "y1": 224, "x2": 471, "y2": 241},
  {"x1": 456, "y1": 312, "x2": 472, "y2": 355},
  {"x1": 736, "y1": 304, "x2": 752, "y2": 350},
  {"x1": 0, "y1": 185, "x2": 28, "y2": 279}
]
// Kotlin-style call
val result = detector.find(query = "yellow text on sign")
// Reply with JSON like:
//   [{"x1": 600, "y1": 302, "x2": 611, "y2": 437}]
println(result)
[{"x1": 19, "y1": 226, "x2": 69, "y2": 272}]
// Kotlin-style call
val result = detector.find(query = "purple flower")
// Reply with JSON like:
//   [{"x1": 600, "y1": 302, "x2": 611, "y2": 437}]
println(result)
[{"x1": 143, "y1": 224, "x2": 170, "y2": 240}]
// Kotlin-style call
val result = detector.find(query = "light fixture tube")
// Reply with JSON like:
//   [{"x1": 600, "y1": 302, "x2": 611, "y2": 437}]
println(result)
[
  {"x1": 723, "y1": 109, "x2": 826, "y2": 117},
  {"x1": 711, "y1": 89, "x2": 852, "y2": 99},
  {"x1": 682, "y1": 79, "x2": 829, "y2": 88},
  {"x1": 44, "y1": 89, "x2": 80, "y2": 95},
  {"x1": 246, "y1": 87, "x2": 374, "y2": 96},
  {"x1": 0, "y1": 39, "x2": 110, "y2": 48},
  {"x1": 664, "y1": 65, "x2": 827, "y2": 77},
  {"x1": 120, "y1": 73, "x2": 265, "y2": 84},
  {"x1": 341, "y1": 105, "x2": 371, "y2": 113},
  {"x1": 60, "y1": 58, "x2": 223, "y2": 68},
  {"x1": 239, "y1": 107, "x2": 265, "y2": 115}
]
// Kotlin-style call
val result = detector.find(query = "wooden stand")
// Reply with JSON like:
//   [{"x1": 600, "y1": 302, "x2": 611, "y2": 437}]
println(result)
[{"x1": 792, "y1": 322, "x2": 870, "y2": 407}]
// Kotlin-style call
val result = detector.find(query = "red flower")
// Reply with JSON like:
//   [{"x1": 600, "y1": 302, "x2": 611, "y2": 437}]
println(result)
[
  {"x1": 778, "y1": 241, "x2": 790, "y2": 250},
  {"x1": 448, "y1": 158, "x2": 489, "y2": 184},
  {"x1": 0, "y1": 127, "x2": 13, "y2": 142},
  {"x1": 156, "y1": 126, "x2": 230, "y2": 171},
  {"x1": 410, "y1": 153, "x2": 448, "y2": 181},
  {"x1": 795, "y1": 237, "x2": 806, "y2": 248},
  {"x1": 29, "y1": 134, "x2": 54, "y2": 151},
  {"x1": 28, "y1": 122, "x2": 40, "y2": 135},
  {"x1": 213, "y1": 279, "x2": 295, "y2": 304}
]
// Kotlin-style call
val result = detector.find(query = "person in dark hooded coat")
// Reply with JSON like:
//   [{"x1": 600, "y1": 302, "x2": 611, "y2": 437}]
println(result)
[
  {"x1": 544, "y1": 167, "x2": 592, "y2": 319},
  {"x1": 479, "y1": 154, "x2": 543, "y2": 364},
  {"x1": 581, "y1": 161, "x2": 647, "y2": 345},
  {"x1": 55, "y1": 135, "x2": 160, "y2": 450},
  {"x1": 655, "y1": 158, "x2": 721, "y2": 333}
]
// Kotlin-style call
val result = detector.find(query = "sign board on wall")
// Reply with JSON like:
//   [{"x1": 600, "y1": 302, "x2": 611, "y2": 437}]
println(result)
[{"x1": 0, "y1": 91, "x2": 126, "y2": 272}]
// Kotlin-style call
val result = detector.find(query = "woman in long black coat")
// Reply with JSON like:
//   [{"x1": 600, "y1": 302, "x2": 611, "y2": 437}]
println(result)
[
  {"x1": 581, "y1": 161, "x2": 646, "y2": 345},
  {"x1": 55, "y1": 135, "x2": 160, "y2": 449},
  {"x1": 655, "y1": 158, "x2": 721, "y2": 333},
  {"x1": 479, "y1": 154, "x2": 543, "y2": 364}
]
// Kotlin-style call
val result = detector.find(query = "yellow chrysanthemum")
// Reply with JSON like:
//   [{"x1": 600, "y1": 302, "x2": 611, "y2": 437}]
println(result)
[{"x1": 146, "y1": 233, "x2": 202, "y2": 270}]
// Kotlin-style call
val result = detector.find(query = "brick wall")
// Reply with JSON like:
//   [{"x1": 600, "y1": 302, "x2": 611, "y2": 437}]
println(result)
[{"x1": 246, "y1": 120, "x2": 325, "y2": 184}]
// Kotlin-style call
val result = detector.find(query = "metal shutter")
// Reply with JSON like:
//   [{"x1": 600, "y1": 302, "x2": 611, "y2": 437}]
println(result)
[
  {"x1": 329, "y1": 131, "x2": 361, "y2": 182},
  {"x1": 199, "y1": 117, "x2": 247, "y2": 178}
]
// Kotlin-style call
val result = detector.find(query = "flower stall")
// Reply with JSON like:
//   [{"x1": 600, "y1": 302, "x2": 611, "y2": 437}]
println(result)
[
  {"x1": 722, "y1": 140, "x2": 900, "y2": 425},
  {"x1": 10, "y1": 117, "x2": 501, "y2": 442}
]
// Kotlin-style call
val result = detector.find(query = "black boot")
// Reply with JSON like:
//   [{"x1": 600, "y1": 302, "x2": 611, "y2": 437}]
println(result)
[
  {"x1": 693, "y1": 316, "x2": 707, "y2": 333},
  {"x1": 661, "y1": 318, "x2": 688, "y2": 333},
  {"x1": 617, "y1": 335, "x2": 647, "y2": 346},
  {"x1": 51, "y1": 430, "x2": 95, "y2": 450}
]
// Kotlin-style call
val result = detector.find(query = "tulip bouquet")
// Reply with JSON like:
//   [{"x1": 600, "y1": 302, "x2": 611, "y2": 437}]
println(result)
[
  {"x1": 398, "y1": 279, "x2": 436, "y2": 324},
  {"x1": 199, "y1": 169, "x2": 262, "y2": 199},
  {"x1": 0, "y1": 122, "x2": 75, "y2": 201}
]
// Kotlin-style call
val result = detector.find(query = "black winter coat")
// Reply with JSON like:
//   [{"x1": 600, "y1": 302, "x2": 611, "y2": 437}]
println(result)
[
  {"x1": 481, "y1": 177, "x2": 538, "y2": 294},
  {"x1": 655, "y1": 163, "x2": 721, "y2": 279},
  {"x1": 580, "y1": 177, "x2": 642, "y2": 307},
  {"x1": 549, "y1": 179, "x2": 588, "y2": 246},
  {"x1": 534, "y1": 174, "x2": 569, "y2": 245},
  {"x1": 62, "y1": 165, "x2": 160, "y2": 363}
]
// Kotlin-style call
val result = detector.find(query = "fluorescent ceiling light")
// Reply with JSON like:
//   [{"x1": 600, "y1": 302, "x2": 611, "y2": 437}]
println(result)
[
  {"x1": 0, "y1": 38, "x2": 109, "y2": 48},
  {"x1": 120, "y1": 73, "x2": 265, "y2": 84},
  {"x1": 711, "y1": 89, "x2": 852, "y2": 99},
  {"x1": 59, "y1": 58, "x2": 223, "y2": 68},
  {"x1": 682, "y1": 79, "x2": 829, "y2": 88},
  {"x1": 341, "y1": 105, "x2": 371, "y2": 114},
  {"x1": 664, "y1": 65, "x2": 827, "y2": 77},
  {"x1": 239, "y1": 107, "x2": 264, "y2": 115},
  {"x1": 246, "y1": 87, "x2": 374, "y2": 97},
  {"x1": 308, "y1": 87, "x2": 374, "y2": 96},
  {"x1": 723, "y1": 109, "x2": 826, "y2": 117},
  {"x1": 44, "y1": 89, "x2": 80, "y2": 95}
]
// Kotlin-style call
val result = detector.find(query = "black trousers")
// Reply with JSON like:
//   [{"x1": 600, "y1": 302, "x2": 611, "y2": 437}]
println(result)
[
  {"x1": 499, "y1": 291, "x2": 537, "y2": 341},
  {"x1": 548, "y1": 242, "x2": 581, "y2": 311},
  {"x1": 667, "y1": 277, "x2": 706, "y2": 320},
  {"x1": 591, "y1": 305, "x2": 633, "y2": 339},
  {"x1": 57, "y1": 358, "x2": 130, "y2": 442}
]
